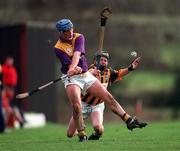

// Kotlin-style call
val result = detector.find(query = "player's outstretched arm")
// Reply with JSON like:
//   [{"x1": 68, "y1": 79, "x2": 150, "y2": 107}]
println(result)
[{"x1": 118, "y1": 57, "x2": 141, "y2": 77}]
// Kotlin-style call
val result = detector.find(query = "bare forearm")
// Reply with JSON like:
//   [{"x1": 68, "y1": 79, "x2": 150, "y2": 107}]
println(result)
[
  {"x1": 120, "y1": 57, "x2": 141, "y2": 77},
  {"x1": 69, "y1": 51, "x2": 81, "y2": 68},
  {"x1": 119, "y1": 68, "x2": 130, "y2": 77},
  {"x1": 67, "y1": 51, "x2": 82, "y2": 77}
]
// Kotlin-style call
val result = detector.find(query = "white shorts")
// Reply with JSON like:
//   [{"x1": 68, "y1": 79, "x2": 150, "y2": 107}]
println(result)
[
  {"x1": 62, "y1": 71, "x2": 97, "y2": 95},
  {"x1": 82, "y1": 101, "x2": 105, "y2": 119}
]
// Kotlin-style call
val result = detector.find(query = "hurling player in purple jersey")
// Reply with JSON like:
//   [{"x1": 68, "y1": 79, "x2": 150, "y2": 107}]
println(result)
[{"x1": 54, "y1": 19, "x2": 147, "y2": 142}]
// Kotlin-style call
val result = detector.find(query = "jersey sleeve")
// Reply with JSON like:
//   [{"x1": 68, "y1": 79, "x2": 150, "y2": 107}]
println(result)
[
  {"x1": 74, "y1": 34, "x2": 85, "y2": 54},
  {"x1": 110, "y1": 68, "x2": 123, "y2": 83}
]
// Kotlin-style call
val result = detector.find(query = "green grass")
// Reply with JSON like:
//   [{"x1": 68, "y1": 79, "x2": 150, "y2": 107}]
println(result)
[{"x1": 0, "y1": 121, "x2": 180, "y2": 151}]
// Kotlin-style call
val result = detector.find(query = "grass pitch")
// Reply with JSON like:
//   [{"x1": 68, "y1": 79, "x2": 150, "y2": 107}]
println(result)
[{"x1": 0, "y1": 121, "x2": 180, "y2": 151}]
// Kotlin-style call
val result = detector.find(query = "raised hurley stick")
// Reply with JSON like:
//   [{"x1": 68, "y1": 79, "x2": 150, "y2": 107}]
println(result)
[
  {"x1": 96, "y1": 7, "x2": 112, "y2": 68},
  {"x1": 98, "y1": 7, "x2": 112, "y2": 53}
]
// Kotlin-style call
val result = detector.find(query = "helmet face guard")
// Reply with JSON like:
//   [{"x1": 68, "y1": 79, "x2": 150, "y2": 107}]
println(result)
[
  {"x1": 94, "y1": 51, "x2": 109, "y2": 69},
  {"x1": 56, "y1": 19, "x2": 73, "y2": 32}
]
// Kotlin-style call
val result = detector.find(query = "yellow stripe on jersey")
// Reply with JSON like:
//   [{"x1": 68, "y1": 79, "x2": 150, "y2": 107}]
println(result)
[
  {"x1": 54, "y1": 33, "x2": 81, "y2": 57},
  {"x1": 86, "y1": 95, "x2": 95, "y2": 104},
  {"x1": 92, "y1": 98, "x2": 100, "y2": 106}
]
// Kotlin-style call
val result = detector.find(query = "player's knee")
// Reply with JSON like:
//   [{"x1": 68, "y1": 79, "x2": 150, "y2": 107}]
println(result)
[
  {"x1": 67, "y1": 130, "x2": 78, "y2": 138},
  {"x1": 67, "y1": 132, "x2": 74, "y2": 138}
]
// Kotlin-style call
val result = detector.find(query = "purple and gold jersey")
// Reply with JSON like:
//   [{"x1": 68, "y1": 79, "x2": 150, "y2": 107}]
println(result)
[
  {"x1": 82, "y1": 64, "x2": 123, "y2": 106},
  {"x1": 54, "y1": 33, "x2": 88, "y2": 74}
]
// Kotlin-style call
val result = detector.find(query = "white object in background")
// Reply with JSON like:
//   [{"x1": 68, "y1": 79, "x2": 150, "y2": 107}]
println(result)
[
  {"x1": 131, "y1": 51, "x2": 137, "y2": 57},
  {"x1": 24, "y1": 113, "x2": 46, "y2": 128}
]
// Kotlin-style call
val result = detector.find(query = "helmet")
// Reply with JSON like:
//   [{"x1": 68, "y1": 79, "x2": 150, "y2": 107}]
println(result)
[
  {"x1": 101, "y1": 51, "x2": 109, "y2": 59},
  {"x1": 95, "y1": 51, "x2": 109, "y2": 59},
  {"x1": 94, "y1": 51, "x2": 109, "y2": 70},
  {"x1": 56, "y1": 19, "x2": 73, "y2": 32}
]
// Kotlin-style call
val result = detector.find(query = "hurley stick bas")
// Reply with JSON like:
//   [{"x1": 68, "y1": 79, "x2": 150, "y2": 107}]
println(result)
[{"x1": 16, "y1": 75, "x2": 67, "y2": 100}]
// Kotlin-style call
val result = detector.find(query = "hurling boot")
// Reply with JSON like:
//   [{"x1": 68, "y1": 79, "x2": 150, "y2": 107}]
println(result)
[
  {"x1": 126, "y1": 117, "x2": 147, "y2": 131},
  {"x1": 88, "y1": 132, "x2": 102, "y2": 140},
  {"x1": 78, "y1": 130, "x2": 88, "y2": 142}
]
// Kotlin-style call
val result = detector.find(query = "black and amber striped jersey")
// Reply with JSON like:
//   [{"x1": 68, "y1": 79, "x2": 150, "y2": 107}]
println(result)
[{"x1": 81, "y1": 64, "x2": 123, "y2": 106}]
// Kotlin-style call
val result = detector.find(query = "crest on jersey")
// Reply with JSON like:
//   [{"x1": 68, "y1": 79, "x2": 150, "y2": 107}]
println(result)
[{"x1": 66, "y1": 48, "x2": 72, "y2": 53}]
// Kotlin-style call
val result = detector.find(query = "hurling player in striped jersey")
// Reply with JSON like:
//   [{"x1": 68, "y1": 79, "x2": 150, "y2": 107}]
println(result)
[{"x1": 67, "y1": 51, "x2": 147, "y2": 140}]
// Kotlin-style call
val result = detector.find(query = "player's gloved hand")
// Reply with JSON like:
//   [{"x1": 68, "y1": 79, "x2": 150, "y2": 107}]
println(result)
[{"x1": 128, "y1": 57, "x2": 141, "y2": 71}]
